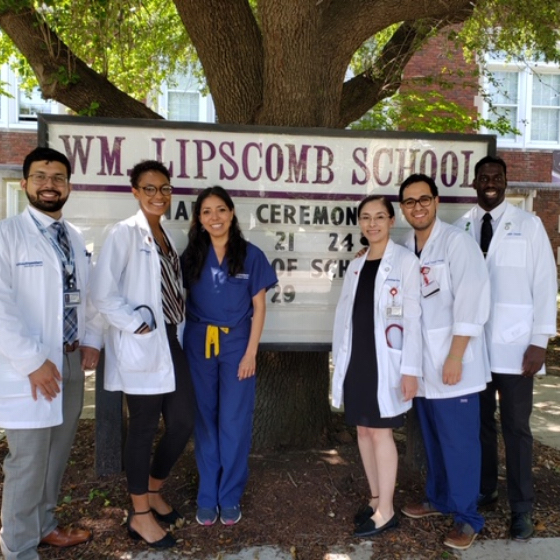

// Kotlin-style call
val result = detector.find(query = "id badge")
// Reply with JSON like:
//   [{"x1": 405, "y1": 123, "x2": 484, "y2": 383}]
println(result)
[
  {"x1": 64, "y1": 289, "x2": 81, "y2": 308},
  {"x1": 421, "y1": 280, "x2": 440, "y2": 298},
  {"x1": 386, "y1": 306, "x2": 403, "y2": 318}
]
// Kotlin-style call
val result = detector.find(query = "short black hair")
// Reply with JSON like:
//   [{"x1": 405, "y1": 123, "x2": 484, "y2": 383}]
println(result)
[
  {"x1": 23, "y1": 147, "x2": 71, "y2": 179},
  {"x1": 129, "y1": 160, "x2": 171, "y2": 188},
  {"x1": 399, "y1": 173, "x2": 438, "y2": 202},
  {"x1": 474, "y1": 155, "x2": 507, "y2": 178}
]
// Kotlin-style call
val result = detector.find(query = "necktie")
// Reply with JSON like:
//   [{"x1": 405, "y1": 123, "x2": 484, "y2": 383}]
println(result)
[
  {"x1": 480, "y1": 213, "x2": 493, "y2": 257},
  {"x1": 51, "y1": 222, "x2": 78, "y2": 344}
]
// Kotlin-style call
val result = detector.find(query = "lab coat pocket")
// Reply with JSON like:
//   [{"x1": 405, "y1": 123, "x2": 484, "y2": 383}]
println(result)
[
  {"x1": 387, "y1": 348, "x2": 402, "y2": 388},
  {"x1": 427, "y1": 326, "x2": 452, "y2": 372},
  {"x1": 427, "y1": 326, "x2": 475, "y2": 370},
  {"x1": 492, "y1": 303, "x2": 533, "y2": 345},
  {"x1": 0, "y1": 362, "x2": 32, "y2": 397},
  {"x1": 117, "y1": 329, "x2": 162, "y2": 374},
  {"x1": 496, "y1": 238, "x2": 526, "y2": 267}
]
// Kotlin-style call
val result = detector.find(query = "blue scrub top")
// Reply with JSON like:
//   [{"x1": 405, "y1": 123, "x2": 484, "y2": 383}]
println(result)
[{"x1": 186, "y1": 242, "x2": 278, "y2": 328}]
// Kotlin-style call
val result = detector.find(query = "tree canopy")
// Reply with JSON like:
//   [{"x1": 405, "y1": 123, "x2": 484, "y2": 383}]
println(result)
[{"x1": 0, "y1": 0, "x2": 559, "y2": 129}]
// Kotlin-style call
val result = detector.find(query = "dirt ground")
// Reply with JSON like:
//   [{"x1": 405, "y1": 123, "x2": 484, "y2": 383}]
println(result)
[{"x1": 1, "y1": 338, "x2": 560, "y2": 559}]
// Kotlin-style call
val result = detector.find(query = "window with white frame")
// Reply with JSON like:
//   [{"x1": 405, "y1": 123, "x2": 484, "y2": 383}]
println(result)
[
  {"x1": 482, "y1": 55, "x2": 560, "y2": 148},
  {"x1": 158, "y1": 70, "x2": 215, "y2": 122},
  {"x1": 18, "y1": 86, "x2": 56, "y2": 121},
  {"x1": 165, "y1": 73, "x2": 200, "y2": 121}
]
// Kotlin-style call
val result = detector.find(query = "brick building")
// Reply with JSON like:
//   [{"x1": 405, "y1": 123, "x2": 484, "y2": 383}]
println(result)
[{"x1": 402, "y1": 29, "x2": 560, "y2": 268}]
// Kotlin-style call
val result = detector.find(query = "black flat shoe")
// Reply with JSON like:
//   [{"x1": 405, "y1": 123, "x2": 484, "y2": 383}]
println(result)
[
  {"x1": 354, "y1": 504, "x2": 374, "y2": 527},
  {"x1": 151, "y1": 507, "x2": 183, "y2": 525},
  {"x1": 353, "y1": 513, "x2": 398, "y2": 538},
  {"x1": 127, "y1": 510, "x2": 176, "y2": 549}
]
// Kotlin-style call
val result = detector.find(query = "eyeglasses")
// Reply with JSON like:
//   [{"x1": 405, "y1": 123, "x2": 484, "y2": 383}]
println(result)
[
  {"x1": 401, "y1": 195, "x2": 434, "y2": 209},
  {"x1": 27, "y1": 173, "x2": 68, "y2": 187},
  {"x1": 136, "y1": 185, "x2": 173, "y2": 196},
  {"x1": 358, "y1": 214, "x2": 391, "y2": 224}
]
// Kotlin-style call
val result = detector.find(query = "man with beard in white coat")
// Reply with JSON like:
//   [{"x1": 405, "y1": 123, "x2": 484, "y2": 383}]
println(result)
[
  {"x1": 398, "y1": 173, "x2": 490, "y2": 551},
  {"x1": 455, "y1": 155, "x2": 557, "y2": 541},
  {"x1": 0, "y1": 147, "x2": 103, "y2": 560}
]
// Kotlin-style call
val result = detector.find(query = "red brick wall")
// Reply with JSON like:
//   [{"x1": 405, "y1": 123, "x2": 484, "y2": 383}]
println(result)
[
  {"x1": 499, "y1": 150, "x2": 554, "y2": 183},
  {"x1": 402, "y1": 26, "x2": 479, "y2": 131},
  {"x1": 534, "y1": 190, "x2": 560, "y2": 259},
  {"x1": 0, "y1": 131, "x2": 38, "y2": 166}
]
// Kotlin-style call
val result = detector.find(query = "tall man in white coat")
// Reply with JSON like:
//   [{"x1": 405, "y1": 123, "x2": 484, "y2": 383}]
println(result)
[
  {"x1": 0, "y1": 147, "x2": 103, "y2": 560},
  {"x1": 455, "y1": 155, "x2": 558, "y2": 541},
  {"x1": 398, "y1": 173, "x2": 491, "y2": 551}
]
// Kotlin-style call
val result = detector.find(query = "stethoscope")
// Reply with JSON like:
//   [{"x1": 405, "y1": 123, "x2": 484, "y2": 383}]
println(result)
[{"x1": 385, "y1": 287, "x2": 403, "y2": 348}]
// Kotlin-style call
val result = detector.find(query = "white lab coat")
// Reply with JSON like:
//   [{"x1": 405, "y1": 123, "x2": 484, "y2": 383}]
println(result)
[
  {"x1": 0, "y1": 207, "x2": 103, "y2": 429},
  {"x1": 456, "y1": 203, "x2": 557, "y2": 374},
  {"x1": 91, "y1": 210, "x2": 177, "y2": 394},
  {"x1": 331, "y1": 239, "x2": 422, "y2": 417},
  {"x1": 403, "y1": 218, "x2": 491, "y2": 399}
]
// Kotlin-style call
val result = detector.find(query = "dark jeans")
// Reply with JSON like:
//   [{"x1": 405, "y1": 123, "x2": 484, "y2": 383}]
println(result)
[
  {"x1": 480, "y1": 372, "x2": 534, "y2": 513},
  {"x1": 125, "y1": 323, "x2": 195, "y2": 494}
]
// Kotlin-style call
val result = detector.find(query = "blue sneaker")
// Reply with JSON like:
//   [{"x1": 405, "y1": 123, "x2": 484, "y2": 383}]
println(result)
[
  {"x1": 196, "y1": 506, "x2": 218, "y2": 526},
  {"x1": 220, "y1": 505, "x2": 242, "y2": 525}
]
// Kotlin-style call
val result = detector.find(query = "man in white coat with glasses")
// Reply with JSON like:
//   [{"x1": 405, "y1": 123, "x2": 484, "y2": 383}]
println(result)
[{"x1": 0, "y1": 147, "x2": 103, "y2": 560}]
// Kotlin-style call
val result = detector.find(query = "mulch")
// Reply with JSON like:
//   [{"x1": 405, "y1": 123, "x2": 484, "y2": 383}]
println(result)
[{"x1": 1, "y1": 411, "x2": 560, "y2": 560}]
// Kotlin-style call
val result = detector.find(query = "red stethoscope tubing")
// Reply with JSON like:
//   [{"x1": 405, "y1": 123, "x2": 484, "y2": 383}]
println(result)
[{"x1": 385, "y1": 323, "x2": 403, "y2": 348}]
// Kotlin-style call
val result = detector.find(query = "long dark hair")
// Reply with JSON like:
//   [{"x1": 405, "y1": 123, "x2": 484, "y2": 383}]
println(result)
[{"x1": 182, "y1": 186, "x2": 247, "y2": 287}]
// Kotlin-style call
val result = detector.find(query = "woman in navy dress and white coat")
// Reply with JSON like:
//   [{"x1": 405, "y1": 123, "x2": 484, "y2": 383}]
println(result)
[{"x1": 332, "y1": 195, "x2": 422, "y2": 538}]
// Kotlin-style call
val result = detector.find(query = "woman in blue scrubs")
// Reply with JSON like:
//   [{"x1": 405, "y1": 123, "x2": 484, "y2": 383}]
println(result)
[{"x1": 181, "y1": 186, "x2": 277, "y2": 526}]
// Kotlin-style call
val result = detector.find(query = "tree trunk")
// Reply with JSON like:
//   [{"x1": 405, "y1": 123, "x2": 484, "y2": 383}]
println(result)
[
  {"x1": 405, "y1": 401, "x2": 427, "y2": 473},
  {"x1": 253, "y1": 351, "x2": 331, "y2": 449}
]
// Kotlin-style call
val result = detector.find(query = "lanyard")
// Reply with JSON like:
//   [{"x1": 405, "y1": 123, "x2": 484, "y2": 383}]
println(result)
[{"x1": 29, "y1": 211, "x2": 76, "y2": 281}]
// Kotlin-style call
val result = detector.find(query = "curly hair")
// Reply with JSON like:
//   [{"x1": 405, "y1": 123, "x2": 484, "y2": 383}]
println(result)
[
  {"x1": 182, "y1": 186, "x2": 247, "y2": 287},
  {"x1": 129, "y1": 160, "x2": 171, "y2": 187}
]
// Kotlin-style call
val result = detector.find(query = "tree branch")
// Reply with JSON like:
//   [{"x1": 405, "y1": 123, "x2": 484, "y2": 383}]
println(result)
[
  {"x1": 338, "y1": 9, "x2": 475, "y2": 127},
  {"x1": 323, "y1": 0, "x2": 475, "y2": 58},
  {"x1": 0, "y1": 6, "x2": 161, "y2": 119}
]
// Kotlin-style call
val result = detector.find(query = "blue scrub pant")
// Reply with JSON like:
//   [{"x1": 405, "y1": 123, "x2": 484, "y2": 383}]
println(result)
[
  {"x1": 184, "y1": 319, "x2": 255, "y2": 509},
  {"x1": 415, "y1": 394, "x2": 484, "y2": 532}
]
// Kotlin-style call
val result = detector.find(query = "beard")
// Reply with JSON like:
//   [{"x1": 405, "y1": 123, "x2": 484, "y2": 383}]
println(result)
[{"x1": 25, "y1": 189, "x2": 68, "y2": 214}]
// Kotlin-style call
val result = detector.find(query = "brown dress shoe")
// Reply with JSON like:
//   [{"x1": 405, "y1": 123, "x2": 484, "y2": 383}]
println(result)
[
  {"x1": 401, "y1": 501, "x2": 443, "y2": 519},
  {"x1": 443, "y1": 522, "x2": 477, "y2": 550},
  {"x1": 40, "y1": 526, "x2": 92, "y2": 547}
]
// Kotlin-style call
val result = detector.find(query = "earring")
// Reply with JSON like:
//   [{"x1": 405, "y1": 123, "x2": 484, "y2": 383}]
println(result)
[{"x1": 201, "y1": 226, "x2": 205, "y2": 232}]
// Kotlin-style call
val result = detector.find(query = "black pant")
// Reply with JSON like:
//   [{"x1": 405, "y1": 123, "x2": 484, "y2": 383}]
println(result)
[
  {"x1": 125, "y1": 323, "x2": 195, "y2": 495},
  {"x1": 480, "y1": 372, "x2": 534, "y2": 513}
]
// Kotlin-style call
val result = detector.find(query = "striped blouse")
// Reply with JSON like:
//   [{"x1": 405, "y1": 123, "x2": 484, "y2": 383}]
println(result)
[{"x1": 154, "y1": 232, "x2": 185, "y2": 325}]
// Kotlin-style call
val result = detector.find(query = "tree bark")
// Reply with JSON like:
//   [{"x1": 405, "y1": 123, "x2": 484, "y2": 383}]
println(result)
[
  {"x1": 174, "y1": 0, "x2": 264, "y2": 124},
  {"x1": 253, "y1": 351, "x2": 331, "y2": 450},
  {"x1": 175, "y1": 0, "x2": 475, "y2": 127},
  {"x1": 405, "y1": 401, "x2": 427, "y2": 472}
]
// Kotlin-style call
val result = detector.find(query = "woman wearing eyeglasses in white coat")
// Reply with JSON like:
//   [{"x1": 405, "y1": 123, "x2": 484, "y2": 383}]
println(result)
[
  {"x1": 91, "y1": 160, "x2": 195, "y2": 549},
  {"x1": 331, "y1": 195, "x2": 422, "y2": 539}
]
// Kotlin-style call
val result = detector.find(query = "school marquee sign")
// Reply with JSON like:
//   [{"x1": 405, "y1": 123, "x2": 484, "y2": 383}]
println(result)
[{"x1": 39, "y1": 115, "x2": 495, "y2": 347}]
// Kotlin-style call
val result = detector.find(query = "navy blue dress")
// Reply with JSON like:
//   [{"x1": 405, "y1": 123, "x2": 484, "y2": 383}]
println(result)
[{"x1": 343, "y1": 259, "x2": 404, "y2": 429}]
